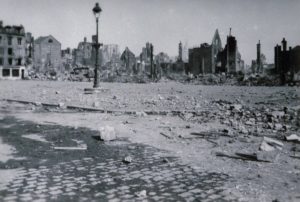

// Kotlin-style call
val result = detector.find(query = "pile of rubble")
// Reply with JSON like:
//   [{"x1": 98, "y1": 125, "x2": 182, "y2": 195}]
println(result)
[
  {"x1": 182, "y1": 99, "x2": 300, "y2": 162},
  {"x1": 240, "y1": 74, "x2": 281, "y2": 86},
  {"x1": 184, "y1": 74, "x2": 242, "y2": 86},
  {"x1": 27, "y1": 70, "x2": 70, "y2": 81}
]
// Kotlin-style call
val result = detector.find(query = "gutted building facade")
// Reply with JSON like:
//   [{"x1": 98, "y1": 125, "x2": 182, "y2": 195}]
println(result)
[
  {"x1": 216, "y1": 29, "x2": 244, "y2": 74},
  {"x1": 274, "y1": 38, "x2": 300, "y2": 83},
  {"x1": 121, "y1": 47, "x2": 136, "y2": 73},
  {"x1": 188, "y1": 29, "x2": 222, "y2": 75},
  {"x1": 0, "y1": 21, "x2": 27, "y2": 79},
  {"x1": 34, "y1": 35, "x2": 61, "y2": 72}
]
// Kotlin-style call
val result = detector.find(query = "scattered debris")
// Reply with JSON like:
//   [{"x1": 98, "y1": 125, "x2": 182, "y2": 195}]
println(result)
[
  {"x1": 58, "y1": 102, "x2": 65, "y2": 108},
  {"x1": 53, "y1": 146, "x2": 87, "y2": 150},
  {"x1": 98, "y1": 126, "x2": 117, "y2": 141},
  {"x1": 135, "y1": 111, "x2": 148, "y2": 117},
  {"x1": 160, "y1": 132, "x2": 173, "y2": 139},
  {"x1": 123, "y1": 156, "x2": 132, "y2": 164},
  {"x1": 261, "y1": 137, "x2": 283, "y2": 150},
  {"x1": 135, "y1": 190, "x2": 147, "y2": 198},
  {"x1": 22, "y1": 134, "x2": 49, "y2": 143},
  {"x1": 93, "y1": 101, "x2": 100, "y2": 108},
  {"x1": 285, "y1": 134, "x2": 300, "y2": 143},
  {"x1": 230, "y1": 104, "x2": 243, "y2": 111},
  {"x1": 260, "y1": 141, "x2": 276, "y2": 152}
]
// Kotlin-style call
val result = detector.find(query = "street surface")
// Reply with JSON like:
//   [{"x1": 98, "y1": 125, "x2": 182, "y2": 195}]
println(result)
[{"x1": 0, "y1": 80, "x2": 299, "y2": 202}]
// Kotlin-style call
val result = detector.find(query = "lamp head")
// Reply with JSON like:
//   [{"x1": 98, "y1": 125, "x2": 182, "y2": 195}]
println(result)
[{"x1": 93, "y1": 3, "x2": 102, "y2": 18}]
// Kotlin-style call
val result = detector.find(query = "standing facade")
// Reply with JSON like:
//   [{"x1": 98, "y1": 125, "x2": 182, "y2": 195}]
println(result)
[
  {"x1": 188, "y1": 29, "x2": 222, "y2": 75},
  {"x1": 274, "y1": 38, "x2": 300, "y2": 83},
  {"x1": 0, "y1": 21, "x2": 27, "y2": 79},
  {"x1": 34, "y1": 35, "x2": 61, "y2": 72}
]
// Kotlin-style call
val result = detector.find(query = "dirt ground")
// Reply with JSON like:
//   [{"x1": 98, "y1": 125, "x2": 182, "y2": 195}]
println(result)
[{"x1": 0, "y1": 80, "x2": 300, "y2": 202}]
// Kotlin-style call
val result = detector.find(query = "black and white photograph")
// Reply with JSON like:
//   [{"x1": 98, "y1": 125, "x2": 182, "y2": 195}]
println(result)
[{"x1": 0, "y1": 0, "x2": 299, "y2": 201}]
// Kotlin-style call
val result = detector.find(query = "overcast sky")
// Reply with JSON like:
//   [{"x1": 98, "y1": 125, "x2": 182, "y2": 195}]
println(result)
[{"x1": 1, "y1": 0, "x2": 299, "y2": 64}]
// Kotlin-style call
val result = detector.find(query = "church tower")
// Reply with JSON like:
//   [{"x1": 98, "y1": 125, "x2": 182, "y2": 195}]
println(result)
[{"x1": 211, "y1": 29, "x2": 222, "y2": 73}]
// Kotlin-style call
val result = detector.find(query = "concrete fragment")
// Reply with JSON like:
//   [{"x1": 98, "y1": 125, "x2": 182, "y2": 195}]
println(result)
[
  {"x1": 135, "y1": 111, "x2": 147, "y2": 117},
  {"x1": 123, "y1": 156, "x2": 132, "y2": 164},
  {"x1": 53, "y1": 146, "x2": 87, "y2": 150},
  {"x1": 230, "y1": 104, "x2": 242, "y2": 111},
  {"x1": 98, "y1": 126, "x2": 117, "y2": 141},
  {"x1": 285, "y1": 134, "x2": 300, "y2": 142},
  {"x1": 274, "y1": 123, "x2": 283, "y2": 130},
  {"x1": 263, "y1": 137, "x2": 283, "y2": 147},
  {"x1": 256, "y1": 151, "x2": 279, "y2": 163},
  {"x1": 34, "y1": 102, "x2": 42, "y2": 106},
  {"x1": 271, "y1": 111, "x2": 285, "y2": 118},
  {"x1": 58, "y1": 102, "x2": 65, "y2": 108},
  {"x1": 93, "y1": 101, "x2": 100, "y2": 107},
  {"x1": 135, "y1": 190, "x2": 147, "y2": 197},
  {"x1": 260, "y1": 141, "x2": 275, "y2": 152}
]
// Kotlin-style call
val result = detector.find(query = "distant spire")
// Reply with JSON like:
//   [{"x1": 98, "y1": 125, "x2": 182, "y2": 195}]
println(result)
[{"x1": 229, "y1": 27, "x2": 232, "y2": 36}]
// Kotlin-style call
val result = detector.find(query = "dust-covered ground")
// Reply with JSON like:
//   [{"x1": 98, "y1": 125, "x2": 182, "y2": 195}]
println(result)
[{"x1": 0, "y1": 80, "x2": 299, "y2": 202}]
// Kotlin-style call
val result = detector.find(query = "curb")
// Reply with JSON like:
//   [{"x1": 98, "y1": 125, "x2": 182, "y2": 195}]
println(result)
[{"x1": 2, "y1": 99, "x2": 198, "y2": 116}]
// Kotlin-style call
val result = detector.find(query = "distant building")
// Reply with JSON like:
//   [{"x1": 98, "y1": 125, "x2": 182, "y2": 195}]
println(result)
[
  {"x1": 178, "y1": 41, "x2": 183, "y2": 62},
  {"x1": 102, "y1": 44, "x2": 120, "y2": 64},
  {"x1": 274, "y1": 38, "x2": 300, "y2": 83},
  {"x1": 120, "y1": 47, "x2": 136, "y2": 73},
  {"x1": 217, "y1": 29, "x2": 244, "y2": 74},
  {"x1": 34, "y1": 35, "x2": 61, "y2": 72},
  {"x1": 155, "y1": 52, "x2": 170, "y2": 64},
  {"x1": 61, "y1": 48, "x2": 73, "y2": 71},
  {"x1": 155, "y1": 52, "x2": 171, "y2": 75},
  {"x1": 0, "y1": 21, "x2": 27, "y2": 79},
  {"x1": 74, "y1": 36, "x2": 106, "y2": 68},
  {"x1": 25, "y1": 32, "x2": 34, "y2": 61},
  {"x1": 140, "y1": 42, "x2": 152, "y2": 65},
  {"x1": 250, "y1": 40, "x2": 266, "y2": 74},
  {"x1": 182, "y1": 41, "x2": 189, "y2": 63},
  {"x1": 74, "y1": 37, "x2": 93, "y2": 67},
  {"x1": 188, "y1": 29, "x2": 222, "y2": 75},
  {"x1": 139, "y1": 42, "x2": 155, "y2": 75}
]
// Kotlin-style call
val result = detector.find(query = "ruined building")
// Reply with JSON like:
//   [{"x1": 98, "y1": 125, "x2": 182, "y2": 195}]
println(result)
[
  {"x1": 182, "y1": 41, "x2": 189, "y2": 63},
  {"x1": 73, "y1": 36, "x2": 105, "y2": 68},
  {"x1": 256, "y1": 40, "x2": 262, "y2": 73},
  {"x1": 250, "y1": 40, "x2": 266, "y2": 74},
  {"x1": 139, "y1": 42, "x2": 155, "y2": 75},
  {"x1": 74, "y1": 37, "x2": 93, "y2": 67},
  {"x1": 140, "y1": 42, "x2": 152, "y2": 65},
  {"x1": 0, "y1": 21, "x2": 28, "y2": 79},
  {"x1": 102, "y1": 44, "x2": 120, "y2": 65},
  {"x1": 178, "y1": 41, "x2": 183, "y2": 62},
  {"x1": 34, "y1": 35, "x2": 62, "y2": 72},
  {"x1": 120, "y1": 47, "x2": 136, "y2": 73},
  {"x1": 188, "y1": 29, "x2": 222, "y2": 75},
  {"x1": 274, "y1": 38, "x2": 300, "y2": 83},
  {"x1": 217, "y1": 29, "x2": 244, "y2": 74}
]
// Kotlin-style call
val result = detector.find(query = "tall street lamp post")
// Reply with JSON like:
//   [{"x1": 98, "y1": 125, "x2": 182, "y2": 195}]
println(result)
[{"x1": 92, "y1": 3, "x2": 102, "y2": 88}]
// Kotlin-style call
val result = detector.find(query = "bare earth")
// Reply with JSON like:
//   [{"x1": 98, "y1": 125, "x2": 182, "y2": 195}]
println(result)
[{"x1": 0, "y1": 80, "x2": 300, "y2": 202}]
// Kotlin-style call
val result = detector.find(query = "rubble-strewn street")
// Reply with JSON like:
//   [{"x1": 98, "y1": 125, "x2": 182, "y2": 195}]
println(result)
[{"x1": 0, "y1": 80, "x2": 299, "y2": 202}]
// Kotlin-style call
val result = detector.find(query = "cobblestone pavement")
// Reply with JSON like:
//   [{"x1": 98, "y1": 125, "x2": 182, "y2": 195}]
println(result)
[{"x1": 0, "y1": 115, "x2": 237, "y2": 202}]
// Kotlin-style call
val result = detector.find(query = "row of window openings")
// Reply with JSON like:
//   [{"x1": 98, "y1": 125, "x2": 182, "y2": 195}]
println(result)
[
  {"x1": 0, "y1": 37, "x2": 22, "y2": 45},
  {"x1": 0, "y1": 48, "x2": 15, "y2": 55},
  {"x1": 0, "y1": 58, "x2": 22, "y2": 65},
  {"x1": 2, "y1": 69, "x2": 20, "y2": 77}
]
